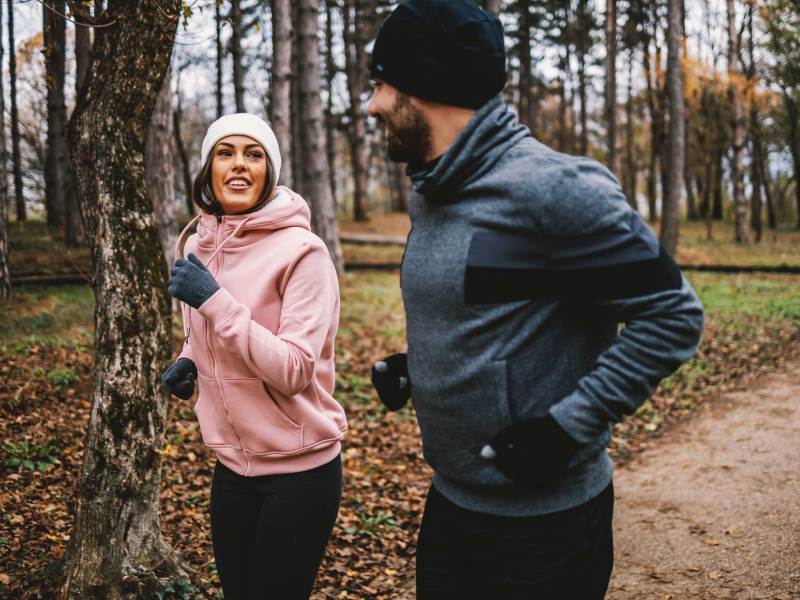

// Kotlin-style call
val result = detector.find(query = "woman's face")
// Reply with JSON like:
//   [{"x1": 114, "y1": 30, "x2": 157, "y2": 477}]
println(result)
[{"x1": 210, "y1": 135, "x2": 269, "y2": 214}]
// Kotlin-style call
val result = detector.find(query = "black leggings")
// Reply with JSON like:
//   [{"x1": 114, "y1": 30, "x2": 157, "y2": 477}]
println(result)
[
  {"x1": 416, "y1": 482, "x2": 614, "y2": 600},
  {"x1": 210, "y1": 455, "x2": 342, "y2": 600}
]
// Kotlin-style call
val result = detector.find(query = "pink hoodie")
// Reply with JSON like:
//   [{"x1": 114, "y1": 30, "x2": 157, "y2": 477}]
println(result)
[{"x1": 175, "y1": 187, "x2": 347, "y2": 476}]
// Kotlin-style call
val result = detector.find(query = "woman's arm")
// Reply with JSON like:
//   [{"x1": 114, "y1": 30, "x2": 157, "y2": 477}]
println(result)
[{"x1": 196, "y1": 243, "x2": 339, "y2": 396}]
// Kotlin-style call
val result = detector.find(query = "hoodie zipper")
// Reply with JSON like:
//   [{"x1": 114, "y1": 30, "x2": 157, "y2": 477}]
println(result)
[{"x1": 205, "y1": 217, "x2": 250, "y2": 473}]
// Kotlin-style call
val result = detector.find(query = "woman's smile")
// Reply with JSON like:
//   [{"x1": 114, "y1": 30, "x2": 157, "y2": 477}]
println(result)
[{"x1": 211, "y1": 134, "x2": 269, "y2": 213}]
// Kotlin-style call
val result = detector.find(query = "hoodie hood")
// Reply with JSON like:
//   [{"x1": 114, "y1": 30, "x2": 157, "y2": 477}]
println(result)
[
  {"x1": 408, "y1": 96, "x2": 529, "y2": 201},
  {"x1": 175, "y1": 187, "x2": 311, "y2": 262}
]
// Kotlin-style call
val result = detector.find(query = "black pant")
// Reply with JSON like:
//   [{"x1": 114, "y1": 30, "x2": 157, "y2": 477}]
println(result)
[
  {"x1": 416, "y1": 482, "x2": 614, "y2": 600},
  {"x1": 210, "y1": 456, "x2": 342, "y2": 600}
]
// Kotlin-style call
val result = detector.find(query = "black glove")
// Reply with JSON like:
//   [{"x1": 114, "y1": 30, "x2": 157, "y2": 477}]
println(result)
[
  {"x1": 481, "y1": 414, "x2": 580, "y2": 488},
  {"x1": 168, "y1": 253, "x2": 221, "y2": 309},
  {"x1": 371, "y1": 353, "x2": 411, "y2": 411},
  {"x1": 160, "y1": 358, "x2": 198, "y2": 400}
]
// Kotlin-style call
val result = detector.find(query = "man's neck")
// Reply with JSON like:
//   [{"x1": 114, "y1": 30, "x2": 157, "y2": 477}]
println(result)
[{"x1": 419, "y1": 102, "x2": 477, "y2": 162}]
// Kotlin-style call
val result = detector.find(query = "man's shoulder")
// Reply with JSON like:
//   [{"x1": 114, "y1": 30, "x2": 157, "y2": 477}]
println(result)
[{"x1": 495, "y1": 145, "x2": 632, "y2": 236}]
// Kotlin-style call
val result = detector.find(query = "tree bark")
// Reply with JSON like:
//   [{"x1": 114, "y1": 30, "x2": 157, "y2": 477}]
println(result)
[
  {"x1": 661, "y1": 0, "x2": 684, "y2": 256},
  {"x1": 643, "y1": 32, "x2": 660, "y2": 222},
  {"x1": 44, "y1": 0, "x2": 69, "y2": 232},
  {"x1": 61, "y1": 2, "x2": 185, "y2": 598},
  {"x1": 291, "y1": 2, "x2": 304, "y2": 192},
  {"x1": 623, "y1": 47, "x2": 637, "y2": 210},
  {"x1": 343, "y1": 0, "x2": 372, "y2": 222},
  {"x1": 324, "y1": 0, "x2": 338, "y2": 206},
  {"x1": 296, "y1": 0, "x2": 343, "y2": 272},
  {"x1": 785, "y1": 92, "x2": 800, "y2": 229},
  {"x1": 0, "y1": 0, "x2": 9, "y2": 298},
  {"x1": 517, "y1": 0, "x2": 532, "y2": 129},
  {"x1": 215, "y1": 0, "x2": 223, "y2": 118},
  {"x1": 146, "y1": 68, "x2": 177, "y2": 268},
  {"x1": 605, "y1": 0, "x2": 619, "y2": 176},
  {"x1": 230, "y1": 0, "x2": 245, "y2": 113},
  {"x1": 73, "y1": 11, "x2": 90, "y2": 98},
  {"x1": 727, "y1": 0, "x2": 748, "y2": 242},
  {"x1": 8, "y1": 0, "x2": 24, "y2": 221},
  {"x1": 269, "y1": 0, "x2": 293, "y2": 188},
  {"x1": 173, "y1": 68, "x2": 194, "y2": 217},
  {"x1": 66, "y1": 2, "x2": 90, "y2": 247}
]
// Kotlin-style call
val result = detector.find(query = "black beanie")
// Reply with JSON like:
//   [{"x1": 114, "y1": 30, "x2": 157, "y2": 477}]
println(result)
[{"x1": 369, "y1": 0, "x2": 507, "y2": 110}]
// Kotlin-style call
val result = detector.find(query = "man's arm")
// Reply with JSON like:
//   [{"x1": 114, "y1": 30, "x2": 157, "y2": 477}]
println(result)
[{"x1": 543, "y1": 161, "x2": 705, "y2": 444}]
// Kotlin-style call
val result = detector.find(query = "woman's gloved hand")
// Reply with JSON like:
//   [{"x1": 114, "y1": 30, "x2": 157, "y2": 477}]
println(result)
[
  {"x1": 371, "y1": 353, "x2": 411, "y2": 411},
  {"x1": 481, "y1": 414, "x2": 580, "y2": 488},
  {"x1": 160, "y1": 358, "x2": 198, "y2": 400},
  {"x1": 168, "y1": 253, "x2": 220, "y2": 309}
]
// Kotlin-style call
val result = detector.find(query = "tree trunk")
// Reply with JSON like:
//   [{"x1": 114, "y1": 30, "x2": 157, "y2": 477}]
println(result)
[
  {"x1": 8, "y1": 0, "x2": 24, "y2": 221},
  {"x1": 517, "y1": 0, "x2": 532, "y2": 129},
  {"x1": 643, "y1": 34, "x2": 659, "y2": 222},
  {"x1": 66, "y1": 3, "x2": 90, "y2": 247},
  {"x1": 785, "y1": 92, "x2": 800, "y2": 229},
  {"x1": 761, "y1": 147, "x2": 777, "y2": 231},
  {"x1": 0, "y1": 0, "x2": 9, "y2": 298},
  {"x1": 61, "y1": 2, "x2": 185, "y2": 598},
  {"x1": 576, "y1": 18, "x2": 589, "y2": 156},
  {"x1": 661, "y1": 0, "x2": 683, "y2": 256},
  {"x1": 605, "y1": 0, "x2": 619, "y2": 176},
  {"x1": 215, "y1": 0, "x2": 223, "y2": 118},
  {"x1": 623, "y1": 47, "x2": 637, "y2": 210},
  {"x1": 44, "y1": 0, "x2": 66, "y2": 230},
  {"x1": 713, "y1": 146, "x2": 724, "y2": 220},
  {"x1": 290, "y1": 2, "x2": 304, "y2": 192},
  {"x1": 146, "y1": 68, "x2": 177, "y2": 268},
  {"x1": 727, "y1": 0, "x2": 748, "y2": 241},
  {"x1": 324, "y1": 0, "x2": 338, "y2": 206},
  {"x1": 269, "y1": 0, "x2": 293, "y2": 189},
  {"x1": 230, "y1": 0, "x2": 245, "y2": 113},
  {"x1": 172, "y1": 67, "x2": 194, "y2": 217},
  {"x1": 73, "y1": 8, "x2": 91, "y2": 98},
  {"x1": 343, "y1": 0, "x2": 371, "y2": 222},
  {"x1": 296, "y1": 0, "x2": 343, "y2": 272}
]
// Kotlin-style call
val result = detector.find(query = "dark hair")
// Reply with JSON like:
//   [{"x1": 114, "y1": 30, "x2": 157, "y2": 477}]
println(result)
[{"x1": 192, "y1": 150, "x2": 276, "y2": 216}]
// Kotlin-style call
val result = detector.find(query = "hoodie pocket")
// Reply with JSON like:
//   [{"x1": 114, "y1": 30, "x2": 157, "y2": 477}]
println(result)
[
  {"x1": 195, "y1": 374, "x2": 241, "y2": 448},
  {"x1": 415, "y1": 358, "x2": 513, "y2": 484},
  {"x1": 219, "y1": 378, "x2": 303, "y2": 455}
]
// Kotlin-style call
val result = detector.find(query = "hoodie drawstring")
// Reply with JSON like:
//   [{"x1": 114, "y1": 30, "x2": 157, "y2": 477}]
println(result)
[{"x1": 174, "y1": 215, "x2": 251, "y2": 349}]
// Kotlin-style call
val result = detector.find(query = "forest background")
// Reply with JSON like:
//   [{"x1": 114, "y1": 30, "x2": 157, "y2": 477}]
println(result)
[{"x1": 0, "y1": 0, "x2": 798, "y2": 598}]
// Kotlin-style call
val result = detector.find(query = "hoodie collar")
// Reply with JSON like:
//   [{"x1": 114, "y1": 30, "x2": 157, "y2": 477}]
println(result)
[
  {"x1": 175, "y1": 187, "x2": 311, "y2": 261},
  {"x1": 407, "y1": 96, "x2": 528, "y2": 202}
]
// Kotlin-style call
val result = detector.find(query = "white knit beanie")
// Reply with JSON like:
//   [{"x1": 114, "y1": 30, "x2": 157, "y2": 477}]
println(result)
[{"x1": 200, "y1": 113, "x2": 282, "y2": 184}]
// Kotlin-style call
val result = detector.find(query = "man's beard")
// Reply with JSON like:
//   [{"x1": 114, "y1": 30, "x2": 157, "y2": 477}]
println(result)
[{"x1": 382, "y1": 93, "x2": 432, "y2": 165}]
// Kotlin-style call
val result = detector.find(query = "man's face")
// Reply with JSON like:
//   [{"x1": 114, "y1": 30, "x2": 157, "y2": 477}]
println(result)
[{"x1": 368, "y1": 79, "x2": 432, "y2": 164}]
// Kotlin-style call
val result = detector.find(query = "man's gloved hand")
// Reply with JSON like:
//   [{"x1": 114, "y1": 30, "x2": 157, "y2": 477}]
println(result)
[
  {"x1": 371, "y1": 353, "x2": 411, "y2": 411},
  {"x1": 481, "y1": 414, "x2": 580, "y2": 488},
  {"x1": 161, "y1": 358, "x2": 198, "y2": 400},
  {"x1": 168, "y1": 253, "x2": 220, "y2": 309}
]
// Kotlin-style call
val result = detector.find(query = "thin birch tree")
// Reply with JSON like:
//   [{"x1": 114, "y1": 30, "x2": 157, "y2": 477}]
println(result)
[{"x1": 296, "y1": 0, "x2": 344, "y2": 272}]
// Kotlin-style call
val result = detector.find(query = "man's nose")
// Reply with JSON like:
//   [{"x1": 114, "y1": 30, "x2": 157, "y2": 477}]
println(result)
[{"x1": 367, "y1": 95, "x2": 378, "y2": 117}]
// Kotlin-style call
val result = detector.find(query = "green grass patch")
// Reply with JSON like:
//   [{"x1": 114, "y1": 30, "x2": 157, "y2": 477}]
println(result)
[
  {"x1": 0, "y1": 284, "x2": 94, "y2": 351},
  {"x1": 688, "y1": 272, "x2": 800, "y2": 321}
]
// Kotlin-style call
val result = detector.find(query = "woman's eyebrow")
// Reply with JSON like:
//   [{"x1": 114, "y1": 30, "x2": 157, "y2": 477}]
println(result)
[{"x1": 216, "y1": 142, "x2": 262, "y2": 150}]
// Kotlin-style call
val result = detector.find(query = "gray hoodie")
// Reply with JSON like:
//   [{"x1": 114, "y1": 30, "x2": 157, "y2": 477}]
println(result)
[{"x1": 401, "y1": 96, "x2": 704, "y2": 517}]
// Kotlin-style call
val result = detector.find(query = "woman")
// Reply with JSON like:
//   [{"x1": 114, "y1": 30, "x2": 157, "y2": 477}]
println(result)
[{"x1": 161, "y1": 113, "x2": 347, "y2": 599}]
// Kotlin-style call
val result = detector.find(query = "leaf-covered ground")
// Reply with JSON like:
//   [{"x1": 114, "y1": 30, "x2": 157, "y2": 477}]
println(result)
[{"x1": 1, "y1": 220, "x2": 799, "y2": 599}]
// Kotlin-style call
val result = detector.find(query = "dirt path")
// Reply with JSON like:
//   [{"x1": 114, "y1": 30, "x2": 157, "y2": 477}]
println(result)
[{"x1": 608, "y1": 363, "x2": 800, "y2": 599}]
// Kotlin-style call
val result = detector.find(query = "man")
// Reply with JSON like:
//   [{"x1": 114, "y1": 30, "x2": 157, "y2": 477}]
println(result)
[{"x1": 368, "y1": 1, "x2": 704, "y2": 599}]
